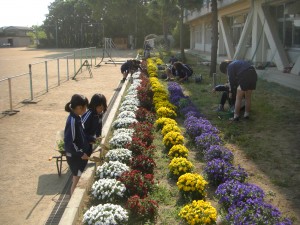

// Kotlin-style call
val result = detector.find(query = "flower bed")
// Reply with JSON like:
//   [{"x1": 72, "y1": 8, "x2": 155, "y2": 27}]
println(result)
[
  {"x1": 83, "y1": 70, "x2": 159, "y2": 224},
  {"x1": 148, "y1": 58, "x2": 217, "y2": 225},
  {"x1": 166, "y1": 80, "x2": 292, "y2": 224}
]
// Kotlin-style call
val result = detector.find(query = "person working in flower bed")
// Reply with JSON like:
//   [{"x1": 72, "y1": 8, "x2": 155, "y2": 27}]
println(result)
[
  {"x1": 173, "y1": 62, "x2": 193, "y2": 83},
  {"x1": 219, "y1": 60, "x2": 257, "y2": 121},
  {"x1": 165, "y1": 55, "x2": 178, "y2": 81},
  {"x1": 120, "y1": 59, "x2": 141, "y2": 82},
  {"x1": 212, "y1": 83, "x2": 235, "y2": 112}
]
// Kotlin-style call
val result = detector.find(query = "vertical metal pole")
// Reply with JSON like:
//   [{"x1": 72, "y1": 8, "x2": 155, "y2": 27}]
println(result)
[
  {"x1": 80, "y1": 49, "x2": 82, "y2": 73},
  {"x1": 45, "y1": 61, "x2": 48, "y2": 92},
  {"x1": 8, "y1": 78, "x2": 13, "y2": 111},
  {"x1": 73, "y1": 51, "x2": 76, "y2": 77},
  {"x1": 66, "y1": 56, "x2": 69, "y2": 80},
  {"x1": 94, "y1": 47, "x2": 96, "y2": 65},
  {"x1": 90, "y1": 48, "x2": 92, "y2": 66},
  {"x1": 85, "y1": 48, "x2": 87, "y2": 70},
  {"x1": 29, "y1": 64, "x2": 33, "y2": 101},
  {"x1": 57, "y1": 58, "x2": 60, "y2": 86}
]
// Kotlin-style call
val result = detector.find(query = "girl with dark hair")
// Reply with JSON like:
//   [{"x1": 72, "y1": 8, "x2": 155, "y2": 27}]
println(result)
[
  {"x1": 64, "y1": 94, "x2": 89, "y2": 195},
  {"x1": 82, "y1": 93, "x2": 107, "y2": 153}
]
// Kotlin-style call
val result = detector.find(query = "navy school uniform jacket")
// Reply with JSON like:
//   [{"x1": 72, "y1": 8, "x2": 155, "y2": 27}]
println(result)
[
  {"x1": 177, "y1": 64, "x2": 192, "y2": 79},
  {"x1": 64, "y1": 112, "x2": 89, "y2": 157},
  {"x1": 82, "y1": 109, "x2": 103, "y2": 143}
]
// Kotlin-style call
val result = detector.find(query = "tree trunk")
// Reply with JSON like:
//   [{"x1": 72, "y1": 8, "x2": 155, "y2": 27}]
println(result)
[
  {"x1": 163, "y1": 18, "x2": 170, "y2": 51},
  {"x1": 210, "y1": 0, "x2": 218, "y2": 77},
  {"x1": 180, "y1": 5, "x2": 186, "y2": 63}
]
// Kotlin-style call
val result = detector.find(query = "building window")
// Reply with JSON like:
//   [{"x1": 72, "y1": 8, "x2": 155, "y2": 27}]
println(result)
[
  {"x1": 270, "y1": 2, "x2": 300, "y2": 48},
  {"x1": 228, "y1": 14, "x2": 251, "y2": 47}
]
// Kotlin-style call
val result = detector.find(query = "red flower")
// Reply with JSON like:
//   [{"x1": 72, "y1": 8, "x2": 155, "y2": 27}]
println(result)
[{"x1": 126, "y1": 195, "x2": 158, "y2": 219}]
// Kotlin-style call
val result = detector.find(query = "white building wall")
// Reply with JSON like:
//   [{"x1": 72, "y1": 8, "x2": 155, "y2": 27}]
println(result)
[{"x1": 184, "y1": 0, "x2": 300, "y2": 75}]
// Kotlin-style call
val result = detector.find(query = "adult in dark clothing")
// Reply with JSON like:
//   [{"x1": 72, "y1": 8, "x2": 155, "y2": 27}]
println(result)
[
  {"x1": 173, "y1": 62, "x2": 193, "y2": 82},
  {"x1": 64, "y1": 94, "x2": 89, "y2": 195},
  {"x1": 144, "y1": 42, "x2": 152, "y2": 58},
  {"x1": 120, "y1": 60, "x2": 132, "y2": 82},
  {"x1": 220, "y1": 60, "x2": 257, "y2": 121},
  {"x1": 120, "y1": 60, "x2": 141, "y2": 82}
]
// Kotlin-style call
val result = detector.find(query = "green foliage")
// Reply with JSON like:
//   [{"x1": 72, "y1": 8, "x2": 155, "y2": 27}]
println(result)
[{"x1": 172, "y1": 22, "x2": 190, "y2": 48}]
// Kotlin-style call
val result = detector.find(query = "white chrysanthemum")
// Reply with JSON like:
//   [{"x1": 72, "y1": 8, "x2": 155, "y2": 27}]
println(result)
[
  {"x1": 123, "y1": 94, "x2": 138, "y2": 101},
  {"x1": 105, "y1": 148, "x2": 132, "y2": 164},
  {"x1": 95, "y1": 161, "x2": 129, "y2": 179},
  {"x1": 82, "y1": 203, "x2": 128, "y2": 225},
  {"x1": 91, "y1": 178, "x2": 126, "y2": 201},
  {"x1": 132, "y1": 71, "x2": 141, "y2": 79},
  {"x1": 117, "y1": 110, "x2": 136, "y2": 119},
  {"x1": 119, "y1": 104, "x2": 138, "y2": 113},
  {"x1": 113, "y1": 128, "x2": 134, "y2": 136},
  {"x1": 109, "y1": 132, "x2": 132, "y2": 148},
  {"x1": 112, "y1": 117, "x2": 138, "y2": 129},
  {"x1": 120, "y1": 98, "x2": 139, "y2": 107}
]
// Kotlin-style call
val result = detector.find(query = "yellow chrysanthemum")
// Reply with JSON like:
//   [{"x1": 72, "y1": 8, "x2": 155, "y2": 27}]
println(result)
[
  {"x1": 178, "y1": 200, "x2": 217, "y2": 225},
  {"x1": 168, "y1": 144, "x2": 189, "y2": 159},
  {"x1": 169, "y1": 157, "x2": 194, "y2": 177}
]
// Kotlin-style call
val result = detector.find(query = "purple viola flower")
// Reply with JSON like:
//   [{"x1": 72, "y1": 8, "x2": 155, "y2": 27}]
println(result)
[
  {"x1": 224, "y1": 165, "x2": 248, "y2": 183},
  {"x1": 226, "y1": 198, "x2": 292, "y2": 225},
  {"x1": 203, "y1": 159, "x2": 232, "y2": 186},
  {"x1": 185, "y1": 110, "x2": 202, "y2": 119},
  {"x1": 195, "y1": 132, "x2": 222, "y2": 152},
  {"x1": 168, "y1": 82, "x2": 184, "y2": 96},
  {"x1": 215, "y1": 179, "x2": 265, "y2": 209},
  {"x1": 204, "y1": 145, "x2": 234, "y2": 162},
  {"x1": 204, "y1": 159, "x2": 248, "y2": 186},
  {"x1": 184, "y1": 116, "x2": 219, "y2": 140},
  {"x1": 180, "y1": 104, "x2": 201, "y2": 117}
]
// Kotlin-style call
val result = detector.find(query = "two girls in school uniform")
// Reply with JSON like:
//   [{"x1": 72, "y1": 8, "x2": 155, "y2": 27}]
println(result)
[{"x1": 64, "y1": 93, "x2": 107, "y2": 195}]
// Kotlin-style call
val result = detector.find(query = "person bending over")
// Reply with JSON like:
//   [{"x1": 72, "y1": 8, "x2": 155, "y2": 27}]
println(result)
[
  {"x1": 173, "y1": 62, "x2": 193, "y2": 83},
  {"x1": 219, "y1": 60, "x2": 257, "y2": 121}
]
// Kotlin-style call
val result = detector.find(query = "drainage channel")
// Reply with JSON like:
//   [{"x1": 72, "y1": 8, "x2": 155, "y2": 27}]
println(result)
[{"x1": 45, "y1": 81, "x2": 124, "y2": 225}]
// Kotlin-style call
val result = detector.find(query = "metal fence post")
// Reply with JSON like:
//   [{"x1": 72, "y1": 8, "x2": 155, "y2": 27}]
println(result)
[
  {"x1": 94, "y1": 47, "x2": 96, "y2": 65},
  {"x1": 90, "y1": 47, "x2": 92, "y2": 66},
  {"x1": 74, "y1": 51, "x2": 76, "y2": 77},
  {"x1": 66, "y1": 56, "x2": 69, "y2": 80},
  {"x1": 45, "y1": 61, "x2": 49, "y2": 92},
  {"x1": 28, "y1": 64, "x2": 33, "y2": 100},
  {"x1": 57, "y1": 58, "x2": 60, "y2": 86},
  {"x1": 80, "y1": 49, "x2": 82, "y2": 73},
  {"x1": 85, "y1": 48, "x2": 87, "y2": 63},
  {"x1": 8, "y1": 78, "x2": 13, "y2": 111}
]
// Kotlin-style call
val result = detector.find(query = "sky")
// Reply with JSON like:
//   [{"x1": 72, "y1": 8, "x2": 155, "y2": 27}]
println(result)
[{"x1": 0, "y1": 0, "x2": 54, "y2": 27}]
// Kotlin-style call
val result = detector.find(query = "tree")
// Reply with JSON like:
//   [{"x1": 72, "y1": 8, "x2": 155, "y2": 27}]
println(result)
[
  {"x1": 43, "y1": 0, "x2": 98, "y2": 48},
  {"x1": 86, "y1": 0, "x2": 158, "y2": 48},
  {"x1": 178, "y1": 0, "x2": 203, "y2": 62},
  {"x1": 210, "y1": 0, "x2": 218, "y2": 77},
  {"x1": 28, "y1": 25, "x2": 47, "y2": 47},
  {"x1": 147, "y1": 0, "x2": 179, "y2": 51}
]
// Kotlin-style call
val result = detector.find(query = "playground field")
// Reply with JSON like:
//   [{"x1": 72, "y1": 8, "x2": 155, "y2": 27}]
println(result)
[{"x1": 0, "y1": 47, "x2": 135, "y2": 225}]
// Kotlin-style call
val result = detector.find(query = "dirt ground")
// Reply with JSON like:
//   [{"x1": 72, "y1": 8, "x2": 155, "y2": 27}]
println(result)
[{"x1": 0, "y1": 47, "x2": 136, "y2": 225}]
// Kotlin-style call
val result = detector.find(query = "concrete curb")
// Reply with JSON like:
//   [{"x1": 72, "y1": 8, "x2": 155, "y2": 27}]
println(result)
[{"x1": 58, "y1": 78, "x2": 129, "y2": 225}]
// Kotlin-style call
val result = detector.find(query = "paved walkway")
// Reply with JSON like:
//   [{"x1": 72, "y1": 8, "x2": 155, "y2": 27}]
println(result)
[
  {"x1": 0, "y1": 49, "x2": 136, "y2": 225},
  {"x1": 186, "y1": 49, "x2": 300, "y2": 91}
]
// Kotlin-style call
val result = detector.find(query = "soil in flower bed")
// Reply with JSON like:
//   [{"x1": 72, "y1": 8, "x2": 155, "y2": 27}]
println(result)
[{"x1": 179, "y1": 53, "x2": 300, "y2": 223}]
